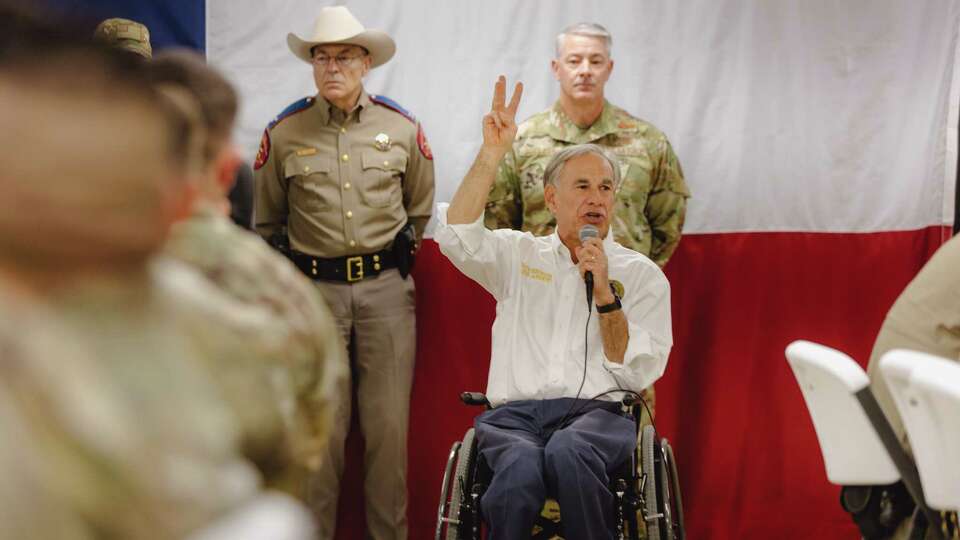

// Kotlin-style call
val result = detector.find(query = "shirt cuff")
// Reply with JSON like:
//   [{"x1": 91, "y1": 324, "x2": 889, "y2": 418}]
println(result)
[
  {"x1": 602, "y1": 326, "x2": 666, "y2": 390},
  {"x1": 434, "y1": 203, "x2": 486, "y2": 256}
]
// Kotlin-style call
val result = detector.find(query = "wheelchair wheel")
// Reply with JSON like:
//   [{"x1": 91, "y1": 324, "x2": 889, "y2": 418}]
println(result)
[
  {"x1": 446, "y1": 428, "x2": 477, "y2": 540},
  {"x1": 655, "y1": 439, "x2": 673, "y2": 540},
  {"x1": 435, "y1": 440, "x2": 462, "y2": 540},
  {"x1": 641, "y1": 425, "x2": 661, "y2": 540},
  {"x1": 662, "y1": 440, "x2": 686, "y2": 540}
]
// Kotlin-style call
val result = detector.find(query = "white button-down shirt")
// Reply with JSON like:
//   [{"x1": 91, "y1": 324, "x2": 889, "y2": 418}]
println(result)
[{"x1": 435, "y1": 204, "x2": 673, "y2": 406}]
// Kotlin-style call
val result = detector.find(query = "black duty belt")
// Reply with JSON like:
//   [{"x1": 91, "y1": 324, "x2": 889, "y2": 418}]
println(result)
[{"x1": 289, "y1": 248, "x2": 396, "y2": 283}]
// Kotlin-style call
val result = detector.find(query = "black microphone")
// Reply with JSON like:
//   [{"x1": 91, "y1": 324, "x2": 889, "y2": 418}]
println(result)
[{"x1": 579, "y1": 225, "x2": 599, "y2": 308}]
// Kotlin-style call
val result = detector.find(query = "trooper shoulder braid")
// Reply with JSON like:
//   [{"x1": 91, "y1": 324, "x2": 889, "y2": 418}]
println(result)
[
  {"x1": 255, "y1": 96, "x2": 316, "y2": 170},
  {"x1": 268, "y1": 96, "x2": 316, "y2": 131},
  {"x1": 369, "y1": 94, "x2": 416, "y2": 124},
  {"x1": 369, "y1": 94, "x2": 433, "y2": 160}
]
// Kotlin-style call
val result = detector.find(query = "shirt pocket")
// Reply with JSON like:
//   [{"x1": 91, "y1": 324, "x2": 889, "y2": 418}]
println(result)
[
  {"x1": 360, "y1": 150, "x2": 407, "y2": 208},
  {"x1": 284, "y1": 153, "x2": 336, "y2": 211}
]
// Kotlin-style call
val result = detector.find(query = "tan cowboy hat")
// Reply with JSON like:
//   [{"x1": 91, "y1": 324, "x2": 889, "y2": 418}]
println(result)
[{"x1": 287, "y1": 6, "x2": 395, "y2": 68}]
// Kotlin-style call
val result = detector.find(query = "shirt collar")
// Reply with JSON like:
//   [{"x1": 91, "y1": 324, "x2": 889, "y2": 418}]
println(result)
[
  {"x1": 546, "y1": 99, "x2": 619, "y2": 144},
  {"x1": 316, "y1": 89, "x2": 371, "y2": 126}
]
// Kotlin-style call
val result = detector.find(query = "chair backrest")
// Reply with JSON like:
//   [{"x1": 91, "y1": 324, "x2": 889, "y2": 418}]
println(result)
[
  {"x1": 880, "y1": 349, "x2": 960, "y2": 511},
  {"x1": 785, "y1": 340, "x2": 900, "y2": 485}
]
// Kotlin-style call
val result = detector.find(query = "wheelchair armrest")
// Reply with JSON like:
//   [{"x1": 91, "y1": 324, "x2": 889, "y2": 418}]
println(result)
[{"x1": 460, "y1": 392, "x2": 490, "y2": 407}]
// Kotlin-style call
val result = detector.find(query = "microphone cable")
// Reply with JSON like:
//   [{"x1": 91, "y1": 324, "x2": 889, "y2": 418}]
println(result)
[
  {"x1": 545, "y1": 304, "x2": 592, "y2": 440},
  {"x1": 546, "y1": 295, "x2": 657, "y2": 439}
]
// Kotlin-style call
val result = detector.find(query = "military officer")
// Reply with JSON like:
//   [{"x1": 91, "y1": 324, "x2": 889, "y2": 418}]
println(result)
[
  {"x1": 254, "y1": 6, "x2": 435, "y2": 539},
  {"x1": 485, "y1": 22, "x2": 689, "y2": 425}
]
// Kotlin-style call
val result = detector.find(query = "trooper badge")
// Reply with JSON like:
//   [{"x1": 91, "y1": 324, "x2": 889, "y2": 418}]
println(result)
[{"x1": 374, "y1": 132, "x2": 392, "y2": 151}]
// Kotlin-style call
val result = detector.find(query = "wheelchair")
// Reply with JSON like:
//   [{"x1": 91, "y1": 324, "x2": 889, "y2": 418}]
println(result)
[{"x1": 435, "y1": 392, "x2": 686, "y2": 540}]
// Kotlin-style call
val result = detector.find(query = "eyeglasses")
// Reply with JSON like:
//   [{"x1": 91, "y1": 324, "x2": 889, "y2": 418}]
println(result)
[{"x1": 312, "y1": 53, "x2": 367, "y2": 68}]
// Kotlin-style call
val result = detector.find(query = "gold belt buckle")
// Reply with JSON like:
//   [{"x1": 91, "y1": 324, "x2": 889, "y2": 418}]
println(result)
[{"x1": 346, "y1": 256, "x2": 364, "y2": 282}]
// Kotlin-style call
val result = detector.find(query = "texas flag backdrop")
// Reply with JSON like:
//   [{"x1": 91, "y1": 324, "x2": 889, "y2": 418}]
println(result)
[{"x1": 44, "y1": 0, "x2": 960, "y2": 538}]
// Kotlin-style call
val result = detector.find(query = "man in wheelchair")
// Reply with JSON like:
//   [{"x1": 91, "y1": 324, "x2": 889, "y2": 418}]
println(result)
[{"x1": 434, "y1": 76, "x2": 673, "y2": 540}]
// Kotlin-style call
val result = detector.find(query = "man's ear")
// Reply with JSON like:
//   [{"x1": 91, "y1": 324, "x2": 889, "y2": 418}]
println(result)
[
  {"x1": 361, "y1": 55, "x2": 372, "y2": 77},
  {"x1": 544, "y1": 183, "x2": 558, "y2": 215},
  {"x1": 550, "y1": 58, "x2": 560, "y2": 81},
  {"x1": 214, "y1": 145, "x2": 242, "y2": 193},
  {"x1": 161, "y1": 175, "x2": 198, "y2": 226}
]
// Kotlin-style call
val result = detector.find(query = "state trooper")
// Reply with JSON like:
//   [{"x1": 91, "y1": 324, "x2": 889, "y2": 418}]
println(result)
[{"x1": 254, "y1": 6, "x2": 435, "y2": 539}]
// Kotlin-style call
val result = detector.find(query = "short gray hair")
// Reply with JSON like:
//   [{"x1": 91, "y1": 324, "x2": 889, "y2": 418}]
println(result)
[
  {"x1": 555, "y1": 22, "x2": 613, "y2": 57},
  {"x1": 542, "y1": 144, "x2": 621, "y2": 190}
]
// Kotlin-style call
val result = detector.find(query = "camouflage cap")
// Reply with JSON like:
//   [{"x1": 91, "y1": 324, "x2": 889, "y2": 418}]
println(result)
[{"x1": 94, "y1": 17, "x2": 152, "y2": 59}]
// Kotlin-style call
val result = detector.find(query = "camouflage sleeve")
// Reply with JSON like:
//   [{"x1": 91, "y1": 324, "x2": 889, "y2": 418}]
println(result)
[
  {"x1": 646, "y1": 137, "x2": 690, "y2": 267},
  {"x1": 484, "y1": 148, "x2": 522, "y2": 230},
  {"x1": 0, "y1": 388, "x2": 93, "y2": 540},
  {"x1": 253, "y1": 127, "x2": 288, "y2": 241},
  {"x1": 402, "y1": 121, "x2": 436, "y2": 245}
]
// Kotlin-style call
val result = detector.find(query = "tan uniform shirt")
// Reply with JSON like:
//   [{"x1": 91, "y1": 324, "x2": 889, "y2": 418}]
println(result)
[
  {"x1": 868, "y1": 234, "x2": 960, "y2": 448},
  {"x1": 254, "y1": 91, "x2": 435, "y2": 257}
]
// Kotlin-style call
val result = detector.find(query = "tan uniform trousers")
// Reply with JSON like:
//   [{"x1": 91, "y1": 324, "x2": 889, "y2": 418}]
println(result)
[{"x1": 309, "y1": 268, "x2": 416, "y2": 540}]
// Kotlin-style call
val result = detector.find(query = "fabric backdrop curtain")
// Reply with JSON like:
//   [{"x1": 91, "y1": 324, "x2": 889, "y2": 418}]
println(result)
[
  {"x1": 42, "y1": 0, "x2": 960, "y2": 537},
  {"x1": 208, "y1": 3, "x2": 958, "y2": 537}
]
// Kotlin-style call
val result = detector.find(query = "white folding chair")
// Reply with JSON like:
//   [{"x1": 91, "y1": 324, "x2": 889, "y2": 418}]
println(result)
[
  {"x1": 785, "y1": 340, "x2": 900, "y2": 485},
  {"x1": 880, "y1": 350, "x2": 960, "y2": 512}
]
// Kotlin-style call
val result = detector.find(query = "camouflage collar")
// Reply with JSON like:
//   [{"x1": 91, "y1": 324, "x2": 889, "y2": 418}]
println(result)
[{"x1": 546, "y1": 100, "x2": 620, "y2": 144}]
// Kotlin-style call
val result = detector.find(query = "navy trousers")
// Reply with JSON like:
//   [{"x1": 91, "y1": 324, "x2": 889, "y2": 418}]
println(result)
[{"x1": 474, "y1": 398, "x2": 636, "y2": 540}]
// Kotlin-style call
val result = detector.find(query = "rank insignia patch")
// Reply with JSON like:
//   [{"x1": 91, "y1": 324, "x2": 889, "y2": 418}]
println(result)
[
  {"x1": 417, "y1": 123, "x2": 433, "y2": 160},
  {"x1": 254, "y1": 129, "x2": 270, "y2": 170}
]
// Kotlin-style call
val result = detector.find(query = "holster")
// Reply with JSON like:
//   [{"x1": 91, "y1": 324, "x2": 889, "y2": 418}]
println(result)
[
  {"x1": 392, "y1": 222, "x2": 417, "y2": 279},
  {"x1": 267, "y1": 227, "x2": 291, "y2": 258}
]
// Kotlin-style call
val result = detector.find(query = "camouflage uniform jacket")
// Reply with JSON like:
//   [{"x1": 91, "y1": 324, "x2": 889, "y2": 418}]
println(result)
[
  {"x1": 164, "y1": 205, "x2": 346, "y2": 483},
  {"x1": 485, "y1": 100, "x2": 690, "y2": 267},
  {"x1": 0, "y1": 274, "x2": 261, "y2": 539}
]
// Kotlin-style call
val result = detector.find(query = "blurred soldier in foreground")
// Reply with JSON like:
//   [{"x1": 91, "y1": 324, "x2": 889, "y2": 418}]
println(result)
[
  {"x1": 151, "y1": 49, "x2": 346, "y2": 496},
  {"x1": 0, "y1": 9, "x2": 313, "y2": 539}
]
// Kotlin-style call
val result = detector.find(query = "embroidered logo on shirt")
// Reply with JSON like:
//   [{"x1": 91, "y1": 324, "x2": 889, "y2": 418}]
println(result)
[{"x1": 521, "y1": 263, "x2": 552, "y2": 283}]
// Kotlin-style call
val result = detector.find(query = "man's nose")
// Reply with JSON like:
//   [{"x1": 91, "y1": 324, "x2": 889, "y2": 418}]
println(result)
[{"x1": 585, "y1": 188, "x2": 603, "y2": 204}]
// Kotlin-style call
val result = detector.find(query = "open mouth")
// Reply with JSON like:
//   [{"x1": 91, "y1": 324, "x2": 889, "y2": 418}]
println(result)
[{"x1": 583, "y1": 211, "x2": 605, "y2": 224}]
